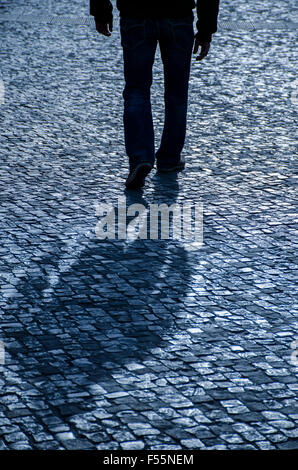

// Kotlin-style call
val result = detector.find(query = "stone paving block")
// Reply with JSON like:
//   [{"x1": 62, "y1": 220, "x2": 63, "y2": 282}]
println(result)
[{"x1": 120, "y1": 440, "x2": 145, "y2": 450}]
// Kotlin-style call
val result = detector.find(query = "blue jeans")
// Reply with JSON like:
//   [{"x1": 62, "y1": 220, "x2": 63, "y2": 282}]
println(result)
[{"x1": 120, "y1": 16, "x2": 194, "y2": 168}]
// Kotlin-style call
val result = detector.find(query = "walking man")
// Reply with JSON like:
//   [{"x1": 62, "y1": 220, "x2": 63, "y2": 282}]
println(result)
[{"x1": 90, "y1": 1, "x2": 220, "y2": 189}]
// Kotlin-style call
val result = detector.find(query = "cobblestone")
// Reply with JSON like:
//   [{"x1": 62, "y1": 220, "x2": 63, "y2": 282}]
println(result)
[{"x1": 0, "y1": 0, "x2": 297, "y2": 450}]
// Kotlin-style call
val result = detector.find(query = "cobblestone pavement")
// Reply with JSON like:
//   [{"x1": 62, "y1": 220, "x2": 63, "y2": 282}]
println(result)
[{"x1": 0, "y1": 0, "x2": 297, "y2": 450}]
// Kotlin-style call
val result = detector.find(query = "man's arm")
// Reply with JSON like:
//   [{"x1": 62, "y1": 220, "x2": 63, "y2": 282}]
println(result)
[
  {"x1": 90, "y1": 0, "x2": 113, "y2": 24},
  {"x1": 193, "y1": 0, "x2": 220, "y2": 61}
]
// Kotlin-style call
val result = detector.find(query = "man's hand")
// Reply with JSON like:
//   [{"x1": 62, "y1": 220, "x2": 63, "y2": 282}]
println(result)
[
  {"x1": 95, "y1": 19, "x2": 113, "y2": 36},
  {"x1": 193, "y1": 35, "x2": 211, "y2": 61}
]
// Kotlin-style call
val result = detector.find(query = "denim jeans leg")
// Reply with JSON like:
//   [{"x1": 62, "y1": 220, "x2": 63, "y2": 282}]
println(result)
[
  {"x1": 121, "y1": 19, "x2": 157, "y2": 168},
  {"x1": 156, "y1": 18, "x2": 194, "y2": 165}
]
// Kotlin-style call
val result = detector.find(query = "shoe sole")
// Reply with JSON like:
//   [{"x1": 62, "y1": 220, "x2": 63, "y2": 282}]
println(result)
[
  {"x1": 125, "y1": 163, "x2": 152, "y2": 189},
  {"x1": 157, "y1": 163, "x2": 185, "y2": 173}
]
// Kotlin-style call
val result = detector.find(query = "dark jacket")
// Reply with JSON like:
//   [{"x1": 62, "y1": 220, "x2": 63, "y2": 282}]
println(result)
[{"x1": 90, "y1": 1, "x2": 220, "y2": 42}]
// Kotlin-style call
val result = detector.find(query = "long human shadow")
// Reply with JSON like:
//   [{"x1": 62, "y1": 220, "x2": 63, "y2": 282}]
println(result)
[{"x1": 4, "y1": 173, "x2": 194, "y2": 418}]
